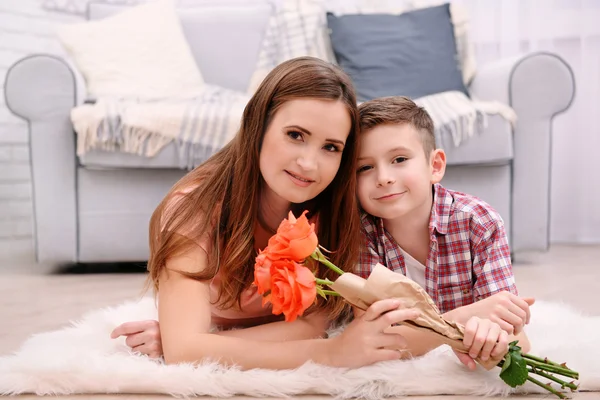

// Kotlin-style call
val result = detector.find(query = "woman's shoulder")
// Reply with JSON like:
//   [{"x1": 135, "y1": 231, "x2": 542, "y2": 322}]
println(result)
[
  {"x1": 162, "y1": 185, "x2": 200, "y2": 222},
  {"x1": 159, "y1": 183, "x2": 216, "y2": 251}
]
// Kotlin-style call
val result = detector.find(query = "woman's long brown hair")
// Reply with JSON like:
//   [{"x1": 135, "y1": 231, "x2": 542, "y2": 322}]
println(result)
[{"x1": 147, "y1": 56, "x2": 361, "y2": 321}]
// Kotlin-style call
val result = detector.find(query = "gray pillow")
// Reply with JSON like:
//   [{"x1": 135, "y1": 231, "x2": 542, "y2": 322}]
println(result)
[{"x1": 327, "y1": 4, "x2": 469, "y2": 102}]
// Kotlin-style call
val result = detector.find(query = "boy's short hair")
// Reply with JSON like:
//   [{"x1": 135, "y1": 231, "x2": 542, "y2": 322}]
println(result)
[{"x1": 359, "y1": 96, "x2": 436, "y2": 156}]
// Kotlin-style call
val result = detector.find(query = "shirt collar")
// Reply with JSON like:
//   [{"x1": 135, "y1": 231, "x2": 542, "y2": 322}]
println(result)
[{"x1": 429, "y1": 183, "x2": 453, "y2": 235}]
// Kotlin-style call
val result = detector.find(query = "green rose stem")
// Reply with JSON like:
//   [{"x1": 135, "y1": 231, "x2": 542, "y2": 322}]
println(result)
[
  {"x1": 527, "y1": 368, "x2": 578, "y2": 391},
  {"x1": 312, "y1": 248, "x2": 343, "y2": 299},
  {"x1": 312, "y1": 247, "x2": 343, "y2": 298},
  {"x1": 523, "y1": 353, "x2": 573, "y2": 370},
  {"x1": 498, "y1": 341, "x2": 579, "y2": 399},
  {"x1": 311, "y1": 247, "x2": 344, "y2": 275},
  {"x1": 524, "y1": 359, "x2": 578, "y2": 379},
  {"x1": 526, "y1": 374, "x2": 566, "y2": 399}
]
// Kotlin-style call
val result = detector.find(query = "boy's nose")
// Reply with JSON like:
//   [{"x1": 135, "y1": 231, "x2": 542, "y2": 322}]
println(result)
[{"x1": 376, "y1": 176, "x2": 396, "y2": 187}]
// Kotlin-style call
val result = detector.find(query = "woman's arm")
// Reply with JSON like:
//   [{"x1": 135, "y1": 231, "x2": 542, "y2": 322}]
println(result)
[
  {"x1": 158, "y1": 247, "x2": 329, "y2": 368},
  {"x1": 158, "y1": 245, "x2": 419, "y2": 369},
  {"x1": 215, "y1": 312, "x2": 329, "y2": 342},
  {"x1": 110, "y1": 299, "x2": 329, "y2": 355}
]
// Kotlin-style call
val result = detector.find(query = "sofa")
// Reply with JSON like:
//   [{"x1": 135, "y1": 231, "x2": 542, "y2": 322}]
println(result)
[{"x1": 4, "y1": 1, "x2": 576, "y2": 265}]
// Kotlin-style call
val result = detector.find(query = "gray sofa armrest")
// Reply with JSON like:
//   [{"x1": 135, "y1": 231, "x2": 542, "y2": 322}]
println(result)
[
  {"x1": 4, "y1": 54, "x2": 80, "y2": 263},
  {"x1": 470, "y1": 52, "x2": 575, "y2": 253}
]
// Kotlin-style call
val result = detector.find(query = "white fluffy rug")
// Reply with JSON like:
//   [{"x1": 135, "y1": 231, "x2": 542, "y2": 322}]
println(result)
[{"x1": 0, "y1": 298, "x2": 598, "y2": 398}]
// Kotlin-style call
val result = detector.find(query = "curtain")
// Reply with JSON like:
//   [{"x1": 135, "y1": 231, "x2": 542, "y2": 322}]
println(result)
[{"x1": 457, "y1": 0, "x2": 600, "y2": 244}]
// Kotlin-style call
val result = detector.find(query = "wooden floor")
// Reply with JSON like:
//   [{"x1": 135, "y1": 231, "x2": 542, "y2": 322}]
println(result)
[{"x1": 1, "y1": 244, "x2": 599, "y2": 399}]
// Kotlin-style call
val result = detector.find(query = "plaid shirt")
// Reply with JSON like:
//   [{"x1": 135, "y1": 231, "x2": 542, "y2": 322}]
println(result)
[{"x1": 358, "y1": 184, "x2": 517, "y2": 313}]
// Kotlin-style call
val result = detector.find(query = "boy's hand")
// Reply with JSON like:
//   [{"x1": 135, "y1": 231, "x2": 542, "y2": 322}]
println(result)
[
  {"x1": 456, "y1": 317, "x2": 509, "y2": 370},
  {"x1": 447, "y1": 291, "x2": 535, "y2": 335}
]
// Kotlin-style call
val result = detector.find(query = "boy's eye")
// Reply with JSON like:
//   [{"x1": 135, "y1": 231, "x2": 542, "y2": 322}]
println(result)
[
  {"x1": 357, "y1": 165, "x2": 372, "y2": 173},
  {"x1": 287, "y1": 131, "x2": 303, "y2": 141},
  {"x1": 392, "y1": 156, "x2": 407, "y2": 164}
]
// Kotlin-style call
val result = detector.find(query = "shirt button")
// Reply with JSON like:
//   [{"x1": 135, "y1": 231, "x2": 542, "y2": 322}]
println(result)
[{"x1": 462, "y1": 289, "x2": 470, "y2": 294}]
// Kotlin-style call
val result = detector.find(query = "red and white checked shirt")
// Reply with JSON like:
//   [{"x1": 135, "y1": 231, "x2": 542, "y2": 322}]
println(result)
[{"x1": 358, "y1": 183, "x2": 517, "y2": 313}]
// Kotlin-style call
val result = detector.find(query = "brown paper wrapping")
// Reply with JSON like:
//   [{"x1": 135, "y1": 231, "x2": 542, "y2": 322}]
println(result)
[{"x1": 330, "y1": 263, "x2": 499, "y2": 370}]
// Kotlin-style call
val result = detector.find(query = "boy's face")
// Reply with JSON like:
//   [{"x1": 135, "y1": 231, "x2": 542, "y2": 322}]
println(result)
[{"x1": 356, "y1": 123, "x2": 446, "y2": 221}]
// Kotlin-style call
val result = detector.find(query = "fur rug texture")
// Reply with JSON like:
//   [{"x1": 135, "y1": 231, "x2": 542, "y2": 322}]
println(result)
[{"x1": 0, "y1": 298, "x2": 598, "y2": 398}]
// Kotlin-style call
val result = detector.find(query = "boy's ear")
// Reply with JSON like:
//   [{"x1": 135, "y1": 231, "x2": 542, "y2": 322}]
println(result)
[{"x1": 429, "y1": 149, "x2": 446, "y2": 184}]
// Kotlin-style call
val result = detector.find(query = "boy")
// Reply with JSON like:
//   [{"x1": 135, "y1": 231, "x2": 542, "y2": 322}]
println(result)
[{"x1": 355, "y1": 96, "x2": 534, "y2": 362}]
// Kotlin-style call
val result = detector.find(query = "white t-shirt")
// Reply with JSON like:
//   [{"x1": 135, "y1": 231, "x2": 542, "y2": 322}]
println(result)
[{"x1": 399, "y1": 247, "x2": 427, "y2": 290}]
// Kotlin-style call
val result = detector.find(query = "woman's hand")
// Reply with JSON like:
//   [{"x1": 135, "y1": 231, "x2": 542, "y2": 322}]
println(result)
[
  {"x1": 326, "y1": 299, "x2": 420, "y2": 368},
  {"x1": 111, "y1": 320, "x2": 163, "y2": 359}
]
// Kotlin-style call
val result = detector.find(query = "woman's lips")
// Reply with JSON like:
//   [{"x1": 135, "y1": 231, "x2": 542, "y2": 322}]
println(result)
[{"x1": 285, "y1": 170, "x2": 314, "y2": 187}]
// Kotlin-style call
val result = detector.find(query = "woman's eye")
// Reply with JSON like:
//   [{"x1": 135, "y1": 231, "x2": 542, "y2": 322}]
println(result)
[
  {"x1": 393, "y1": 156, "x2": 407, "y2": 164},
  {"x1": 357, "y1": 165, "x2": 372, "y2": 173},
  {"x1": 323, "y1": 144, "x2": 341, "y2": 152},
  {"x1": 287, "y1": 131, "x2": 303, "y2": 141}
]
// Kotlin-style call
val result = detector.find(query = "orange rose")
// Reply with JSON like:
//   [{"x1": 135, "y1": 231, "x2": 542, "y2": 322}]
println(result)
[
  {"x1": 253, "y1": 250, "x2": 273, "y2": 296},
  {"x1": 269, "y1": 259, "x2": 317, "y2": 322},
  {"x1": 267, "y1": 211, "x2": 318, "y2": 262}
]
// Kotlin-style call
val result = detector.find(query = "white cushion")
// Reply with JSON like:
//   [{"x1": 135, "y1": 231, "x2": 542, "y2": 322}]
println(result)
[{"x1": 57, "y1": 0, "x2": 204, "y2": 99}]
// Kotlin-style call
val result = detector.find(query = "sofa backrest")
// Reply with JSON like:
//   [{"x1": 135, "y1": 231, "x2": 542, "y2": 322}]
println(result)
[{"x1": 87, "y1": 1, "x2": 274, "y2": 93}]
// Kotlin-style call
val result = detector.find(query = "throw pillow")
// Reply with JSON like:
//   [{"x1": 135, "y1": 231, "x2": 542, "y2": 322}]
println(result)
[
  {"x1": 57, "y1": 0, "x2": 204, "y2": 99},
  {"x1": 318, "y1": 0, "x2": 477, "y2": 85},
  {"x1": 407, "y1": 0, "x2": 477, "y2": 86},
  {"x1": 327, "y1": 3, "x2": 470, "y2": 102}
]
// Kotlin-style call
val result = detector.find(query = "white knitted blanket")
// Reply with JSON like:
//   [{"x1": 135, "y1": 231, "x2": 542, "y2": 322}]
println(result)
[
  {"x1": 70, "y1": 0, "x2": 516, "y2": 169},
  {"x1": 72, "y1": 90, "x2": 515, "y2": 169}
]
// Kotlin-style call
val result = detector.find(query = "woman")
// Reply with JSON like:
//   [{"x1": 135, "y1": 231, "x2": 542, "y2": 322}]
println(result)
[{"x1": 111, "y1": 57, "x2": 421, "y2": 369}]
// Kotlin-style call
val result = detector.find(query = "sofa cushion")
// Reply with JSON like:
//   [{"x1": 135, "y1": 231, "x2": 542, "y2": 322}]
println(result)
[
  {"x1": 80, "y1": 142, "x2": 184, "y2": 169},
  {"x1": 86, "y1": 0, "x2": 273, "y2": 93},
  {"x1": 327, "y1": 4, "x2": 469, "y2": 102}
]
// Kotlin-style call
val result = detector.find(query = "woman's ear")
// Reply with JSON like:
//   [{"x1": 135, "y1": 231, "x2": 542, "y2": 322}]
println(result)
[{"x1": 429, "y1": 149, "x2": 446, "y2": 184}]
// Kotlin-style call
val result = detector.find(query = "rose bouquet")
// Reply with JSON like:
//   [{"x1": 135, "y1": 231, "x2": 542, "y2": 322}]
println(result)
[{"x1": 253, "y1": 211, "x2": 579, "y2": 399}]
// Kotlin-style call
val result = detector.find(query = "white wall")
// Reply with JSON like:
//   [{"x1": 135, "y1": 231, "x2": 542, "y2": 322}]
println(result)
[
  {"x1": 0, "y1": 1, "x2": 80, "y2": 258},
  {"x1": 0, "y1": 0, "x2": 597, "y2": 260}
]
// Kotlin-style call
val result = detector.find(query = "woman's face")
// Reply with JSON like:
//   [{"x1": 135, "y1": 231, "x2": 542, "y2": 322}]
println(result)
[{"x1": 259, "y1": 98, "x2": 352, "y2": 205}]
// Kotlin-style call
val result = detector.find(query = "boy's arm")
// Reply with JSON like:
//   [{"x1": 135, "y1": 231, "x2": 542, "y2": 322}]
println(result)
[
  {"x1": 470, "y1": 218, "x2": 517, "y2": 300},
  {"x1": 443, "y1": 218, "x2": 533, "y2": 351},
  {"x1": 353, "y1": 307, "x2": 511, "y2": 369},
  {"x1": 444, "y1": 307, "x2": 531, "y2": 353}
]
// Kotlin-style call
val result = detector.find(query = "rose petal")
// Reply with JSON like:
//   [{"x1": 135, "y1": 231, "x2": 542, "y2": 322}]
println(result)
[
  {"x1": 253, "y1": 252, "x2": 273, "y2": 294},
  {"x1": 288, "y1": 233, "x2": 318, "y2": 260},
  {"x1": 295, "y1": 265, "x2": 317, "y2": 310}
]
